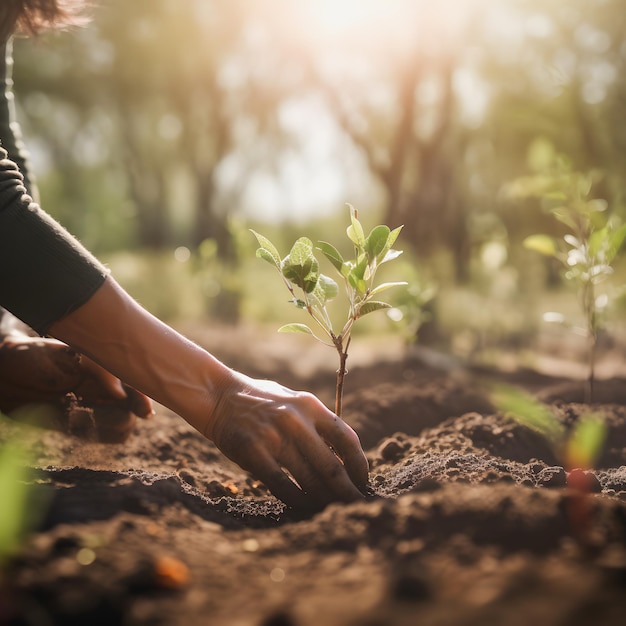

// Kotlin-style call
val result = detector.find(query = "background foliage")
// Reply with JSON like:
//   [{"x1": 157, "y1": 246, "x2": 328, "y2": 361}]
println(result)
[{"x1": 11, "y1": 0, "x2": 626, "y2": 355}]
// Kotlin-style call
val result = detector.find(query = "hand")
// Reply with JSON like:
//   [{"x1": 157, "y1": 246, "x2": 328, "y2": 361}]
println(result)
[
  {"x1": 74, "y1": 354, "x2": 153, "y2": 418},
  {"x1": 46, "y1": 277, "x2": 367, "y2": 506},
  {"x1": 0, "y1": 331, "x2": 152, "y2": 438},
  {"x1": 206, "y1": 373, "x2": 369, "y2": 511}
]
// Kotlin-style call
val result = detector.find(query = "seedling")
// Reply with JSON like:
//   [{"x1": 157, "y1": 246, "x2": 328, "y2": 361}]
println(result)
[
  {"x1": 491, "y1": 384, "x2": 606, "y2": 545},
  {"x1": 0, "y1": 426, "x2": 33, "y2": 567},
  {"x1": 251, "y1": 206, "x2": 406, "y2": 417},
  {"x1": 516, "y1": 160, "x2": 626, "y2": 403}
]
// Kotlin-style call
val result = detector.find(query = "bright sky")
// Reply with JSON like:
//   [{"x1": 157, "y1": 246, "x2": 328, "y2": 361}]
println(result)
[{"x1": 234, "y1": 0, "x2": 495, "y2": 223}]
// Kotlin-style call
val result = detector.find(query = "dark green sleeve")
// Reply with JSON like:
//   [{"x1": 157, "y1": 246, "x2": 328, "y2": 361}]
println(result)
[{"x1": 0, "y1": 151, "x2": 108, "y2": 335}]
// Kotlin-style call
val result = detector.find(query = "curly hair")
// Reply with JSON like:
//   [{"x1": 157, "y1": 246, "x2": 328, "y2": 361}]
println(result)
[{"x1": 0, "y1": 0, "x2": 89, "y2": 42}]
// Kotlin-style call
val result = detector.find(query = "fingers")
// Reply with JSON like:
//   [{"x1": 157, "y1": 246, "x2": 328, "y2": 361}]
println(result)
[
  {"x1": 209, "y1": 378, "x2": 369, "y2": 511},
  {"x1": 77, "y1": 357, "x2": 154, "y2": 418},
  {"x1": 0, "y1": 336, "x2": 82, "y2": 394},
  {"x1": 293, "y1": 432, "x2": 365, "y2": 504},
  {"x1": 124, "y1": 386, "x2": 154, "y2": 419},
  {"x1": 237, "y1": 444, "x2": 311, "y2": 510},
  {"x1": 231, "y1": 424, "x2": 364, "y2": 510},
  {"x1": 79, "y1": 356, "x2": 128, "y2": 400},
  {"x1": 315, "y1": 415, "x2": 369, "y2": 490}
]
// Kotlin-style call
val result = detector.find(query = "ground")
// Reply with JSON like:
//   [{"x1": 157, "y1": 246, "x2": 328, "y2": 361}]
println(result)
[{"x1": 1, "y1": 325, "x2": 626, "y2": 626}]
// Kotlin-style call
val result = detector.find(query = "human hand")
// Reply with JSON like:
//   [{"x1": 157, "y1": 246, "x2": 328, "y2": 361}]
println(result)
[
  {"x1": 0, "y1": 332, "x2": 152, "y2": 440},
  {"x1": 205, "y1": 374, "x2": 369, "y2": 511},
  {"x1": 74, "y1": 354, "x2": 153, "y2": 418}
]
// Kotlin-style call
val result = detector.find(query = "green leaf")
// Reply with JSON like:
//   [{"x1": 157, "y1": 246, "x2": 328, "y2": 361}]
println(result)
[
  {"x1": 565, "y1": 415, "x2": 606, "y2": 469},
  {"x1": 379, "y1": 249, "x2": 403, "y2": 264},
  {"x1": 250, "y1": 230, "x2": 281, "y2": 268},
  {"x1": 352, "y1": 254, "x2": 368, "y2": 281},
  {"x1": 374, "y1": 225, "x2": 404, "y2": 263},
  {"x1": 347, "y1": 208, "x2": 366, "y2": 248},
  {"x1": 348, "y1": 255, "x2": 369, "y2": 294},
  {"x1": 523, "y1": 234, "x2": 558, "y2": 257},
  {"x1": 607, "y1": 223, "x2": 626, "y2": 261},
  {"x1": 256, "y1": 248, "x2": 279, "y2": 267},
  {"x1": 347, "y1": 270, "x2": 367, "y2": 295},
  {"x1": 368, "y1": 281, "x2": 408, "y2": 297},
  {"x1": 316, "y1": 241, "x2": 345, "y2": 272},
  {"x1": 0, "y1": 441, "x2": 31, "y2": 562},
  {"x1": 286, "y1": 237, "x2": 315, "y2": 265},
  {"x1": 490, "y1": 384, "x2": 564, "y2": 443},
  {"x1": 358, "y1": 300, "x2": 392, "y2": 317},
  {"x1": 385, "y1": 225, "x2": 403, "y2": 253},
  {"x1": 317, "y1": 274, "x2": 339, "y2": 301},
  {"x1": 365, "y1": 225, "x2": 390, "y2": 260},
  {"x1": 278, "y1": 323, "x2": 314, "y2": 335},
  {"x1": 282, "y1": 237, "x2": 319, "y2": 293},
  {"x1": 308, "y1": 274, "x2": 339, "y2": 310}
]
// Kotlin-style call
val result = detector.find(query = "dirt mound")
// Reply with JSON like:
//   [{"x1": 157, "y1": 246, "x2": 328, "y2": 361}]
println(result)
[{"x1": 2, "y1": 345, "x2": 626, "y2": 626}]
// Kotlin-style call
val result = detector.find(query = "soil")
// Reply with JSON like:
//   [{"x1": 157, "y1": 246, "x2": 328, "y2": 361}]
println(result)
[{"x1": 1, "y1": 326, "x2": 626, "y2": 626}]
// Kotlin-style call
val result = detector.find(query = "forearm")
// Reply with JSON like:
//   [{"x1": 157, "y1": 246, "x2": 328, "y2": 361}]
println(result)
[
  {"x1": 49, "y1": 277, "x2": 369, "y2": 509},
  {"x1": 48, "y1": 276, "x2": 235, "y2": 437}
]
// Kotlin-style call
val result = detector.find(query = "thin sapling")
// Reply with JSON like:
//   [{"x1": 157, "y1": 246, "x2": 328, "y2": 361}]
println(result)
[
  {"x1": 512, "y1": 159, "x2": 626, "y2": 402},
  {"x1": 251, "y1": 206, "x2": 407, "y2": 417}
]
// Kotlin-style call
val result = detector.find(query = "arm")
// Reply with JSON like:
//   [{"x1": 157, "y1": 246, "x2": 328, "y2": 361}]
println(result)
[
  {"x1": 0, "y1": 146, "x2": 368, "y2": 509},
  {"x1": 49, "y1": 276, "x2": 369, "y2": 509}
]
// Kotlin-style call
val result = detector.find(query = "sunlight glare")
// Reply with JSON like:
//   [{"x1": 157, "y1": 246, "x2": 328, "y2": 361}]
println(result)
[{"x1": 303, "y1": 0, "x2": 491, "y2": 47}]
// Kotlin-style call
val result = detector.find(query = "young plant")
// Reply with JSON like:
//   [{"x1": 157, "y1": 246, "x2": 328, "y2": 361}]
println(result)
[
  {"x1": 514, "y1": 159, "x2": 626, "y2": 403},
  {"x1": 251, "y1": 206, "x2": 406, "y2": 417},
  {"x1": 491, "y1": 384, "x2": 606, "y2": 545},
  {"x1": 0, "y1": 422, "x2": 35, "y2": 568}
]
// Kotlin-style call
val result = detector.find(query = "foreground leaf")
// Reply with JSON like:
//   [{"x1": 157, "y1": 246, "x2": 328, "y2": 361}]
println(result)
[
  {"x1": 565, "y1": 415, "x2": 607, "y2": 469},
  {"x1": 347, "y1": 209, "x2": 366, "y2": 248},
  {"x1": 365, "y1": 225, "x2": 390, "y2": 260},
  {"x1": 491, "y1": 384, "x2": 564, "y2": 443},
  {"x1": 250, "y1": 230, "x2": 281, "y2": 268},
  {"x1": 278, "y1": 323, "x2": 314, "y2": 335},
  {"x1": 282, "y1": 237, "x2": 319, "y2": 293},
  {"x1": 316, "y1": 241, "x2": 345, "y2": 272},
  {"x1": 369, "y1": 281, "x2": 408, "y2": 297},
  {"x1": 358, "y1": 300, "x2": 392, "y2": 317}
]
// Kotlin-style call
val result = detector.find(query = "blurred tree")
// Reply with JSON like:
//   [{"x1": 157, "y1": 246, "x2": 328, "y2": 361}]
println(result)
[
  {"x1": 11, "y1": 0, "x2": 626, "y2": 290},
  {"x1": 13, "y1": 0, "x2": 282, "y2": 258},
  {"x1": 269, "y1": 1, "x2": 487, "y2": 282}
]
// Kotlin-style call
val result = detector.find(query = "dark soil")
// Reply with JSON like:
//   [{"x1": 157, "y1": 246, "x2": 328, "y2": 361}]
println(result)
[{"x1": 1, "y1": 328, "x2": 626, "y2": 626}]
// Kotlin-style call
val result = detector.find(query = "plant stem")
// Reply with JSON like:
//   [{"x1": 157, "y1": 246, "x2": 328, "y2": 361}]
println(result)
[
  {"x1": 333, "y1": 335, "x2": 351, "y2": 417},
  {"x1": 587, "y1": 331, "x2": 596, "y2": 405},
  {"x1": 582, "y1": 277, "x2": 596, "y2": 404}
]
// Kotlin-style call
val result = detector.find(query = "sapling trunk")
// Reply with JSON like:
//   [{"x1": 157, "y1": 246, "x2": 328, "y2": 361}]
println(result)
[
  {"x1": 333, "y1": 335, "x2": 351, "y2": 417},
  {"x1": 582, "y1": 273, "x2": 596, "y2": 405}
]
